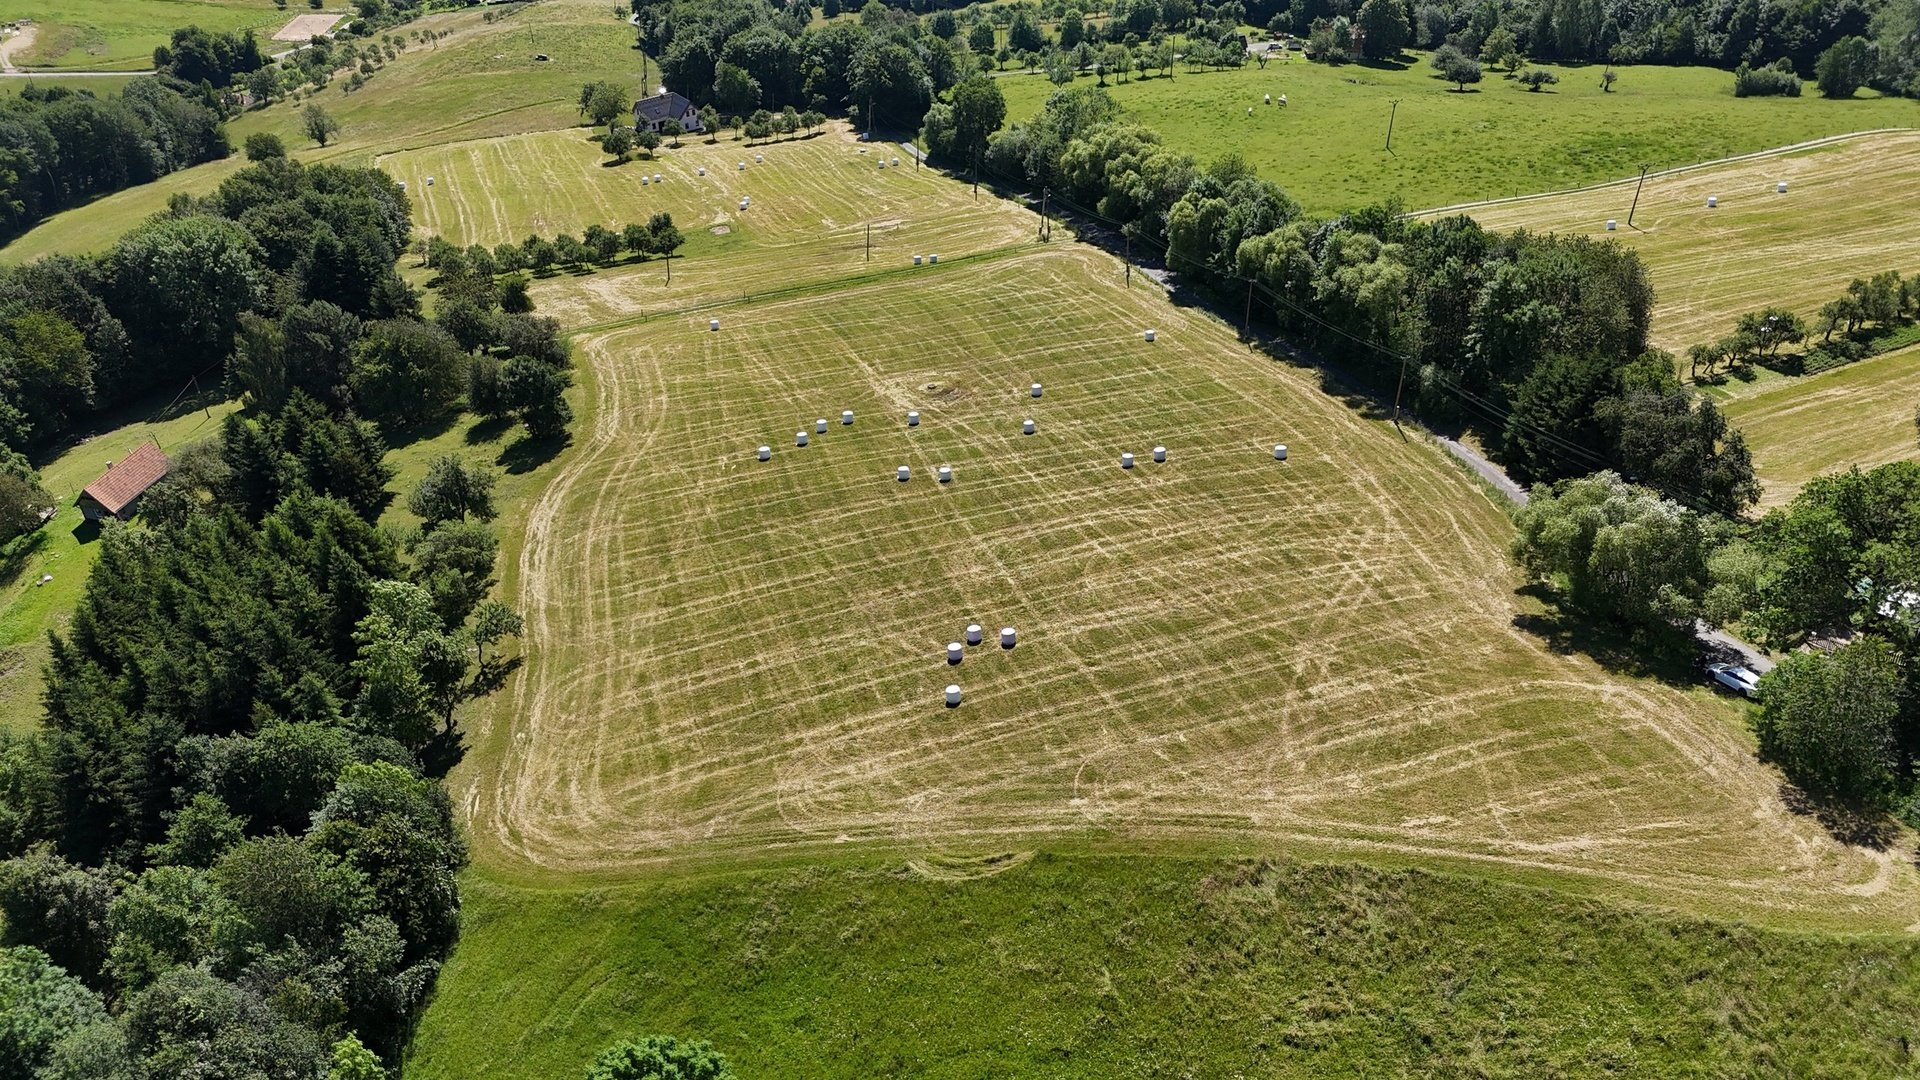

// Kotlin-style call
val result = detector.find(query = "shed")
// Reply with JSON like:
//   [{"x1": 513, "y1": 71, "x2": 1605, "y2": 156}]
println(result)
[{"x1": 79, "y1": 443, "x2": 168, "y2": 522}]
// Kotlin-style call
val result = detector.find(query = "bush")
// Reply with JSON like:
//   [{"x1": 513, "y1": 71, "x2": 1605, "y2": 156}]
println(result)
[
  {"x1": 1517, "y1": 69, "x2": 1558, "y2": 91},
  {"x1": 586, "y1": 1036, "x2": 734, "y2": 1080},
  {"x1": 1733, "y1": 59, "x2": 1802, "y2": 97},
  {"x1": 1753, "y1": 639, "x2": 1902, "y2": 807}
]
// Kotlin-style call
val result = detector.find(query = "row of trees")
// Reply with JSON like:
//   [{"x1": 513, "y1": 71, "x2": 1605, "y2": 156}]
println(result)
[
  {"x1": 0, "y1": 80, "x2": 229, "y2": 242},
  {"x1": 424, "y1": 215, "x2": 686, "y2": 279},
  {"x1": 1275, "y1": 0, "x2": 1920, "y2": 98},
  {"x1": 968, "y1": 85, "x2": 1757, "y2": 514},
  {"x1": 1685, "y1": 270, "x2": 1919, "y2": 378}
]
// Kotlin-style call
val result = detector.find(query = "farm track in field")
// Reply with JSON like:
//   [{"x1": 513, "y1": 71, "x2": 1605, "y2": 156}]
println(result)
[
  {"x1": 460, "y1": 238, "x2": 1918, "y2": 928},
  {"x1": 1453, "y1": 131, "x2": 1920, "y2": 354}
]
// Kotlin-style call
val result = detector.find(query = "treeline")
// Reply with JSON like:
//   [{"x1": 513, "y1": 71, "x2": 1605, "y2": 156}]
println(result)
[
  {"x1": 635, "y1": 0, "x2": 968, "y2": 130},
  {"x1": 0, "y1": 80, "x2": 229, "y2": 242},
  {"x1": 0, "y1": 149, "x2": 537, "y2": 1075},
  {"x1": 1688, "y1": 268, "x2": 1920, "y2": 377},
  {"x1": 0, "y1": 443, "x2": 525, "y2": 1075},
  {"x1": 974, "y1": 85, "x2": 1757, "y2": 514},
  {"x1": 424, "y1": 214, "x2": 684, "y2": 280},
  {"x1": 1286, "y1": 0, "x2": 1920, "y2": 95}
]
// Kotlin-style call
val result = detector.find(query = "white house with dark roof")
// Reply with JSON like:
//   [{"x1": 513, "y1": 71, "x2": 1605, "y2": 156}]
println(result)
[{"x1": 632, "y1": 91, "x2": 704, "y2": 134}]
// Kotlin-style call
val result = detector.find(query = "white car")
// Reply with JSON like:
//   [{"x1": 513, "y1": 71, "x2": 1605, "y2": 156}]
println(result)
[{"x1": 1706, "y1": 662, "x2": 1761, "y2": 698}]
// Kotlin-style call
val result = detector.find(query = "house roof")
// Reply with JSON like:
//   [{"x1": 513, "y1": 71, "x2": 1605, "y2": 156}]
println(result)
[
  {"x1": 81, "y1": 442, "x2": 169, "y2": 516},
  {"x1": 633, "y1": 91, "x2": 694, "y2": 124}
]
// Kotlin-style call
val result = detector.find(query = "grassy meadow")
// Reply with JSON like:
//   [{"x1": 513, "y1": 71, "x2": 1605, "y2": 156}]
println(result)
[
  {"x1": 408, "y1": 854, "x2": 1920, "y2": 1079},
  {"x1": 1723, "y1": 343, "x2": 1920, "y2": 508},
  {"x1": 0, "y1": 0, "x2": 290, "y2": 71},
  {"x1": 997, "y1": 56, "x2": 1920, "y2": 215},
  {"x1": 1456, "y1": 131, "x2": 1920, "y2": 353}
]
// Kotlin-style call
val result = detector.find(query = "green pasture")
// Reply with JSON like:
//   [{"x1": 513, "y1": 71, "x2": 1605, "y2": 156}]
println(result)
[
  {"x1": 224, "y1": 0, "x2": 645, "y2": 163},
  {"x1": 0, "y1": 0, "x2": 290, "y2": 71},
  {"x1": 408, "y1": 853, "x2": 1920, "y2": 1079},
  {"x1": 1724, "y1": 343, "x2": 1920, "y2": 508},
  {"x1": 997, "y1": 55, "x2": 1920, "y2": 215}
]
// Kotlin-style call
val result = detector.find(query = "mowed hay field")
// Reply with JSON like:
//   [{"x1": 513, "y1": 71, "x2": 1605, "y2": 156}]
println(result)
[
  {"x1": 997, "y1": 59, "x2": 1920, "y2": 215},
  {"x1": 461, "y1": 241, "x2": 1915, "y2": 928},
  {"x1": 1455, "y1": 131, "x2": 1920, "y2": 352},
  {"x1": 1724, "y1": 343, "x2": 1920, "y2": 507},
  {"x1": 385, "y1": 125, "x2": 1036, "y2": 322},
  {"x1": 0, "y1": 0, "x2": 286, "y2": 71}
]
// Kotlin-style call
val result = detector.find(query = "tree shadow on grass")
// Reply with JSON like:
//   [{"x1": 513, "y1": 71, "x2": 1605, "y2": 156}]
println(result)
[
  {"x1": 1354, "y1": 54, "x2": 1415, "y2": 72},
  {"x1": 1778, "y1": 783, "x2": 1898, "y2": 850},
  {"x1": 1508, "y1": 583, "x2": 1704, "y2": 688},
  {"x1": 0, "y1": 529, "x2": 49, "y2": 589},
  {"x1": 464, "y1": 415, "x2": 515, "y2": 446},
  {"x1": 382, "y1": 411, "x2": 463, "y2": 454},
  {"x1": 497, "y1": 431, "x2": 569, "y2": 474},
  {"x1": 420, "y1": 727, "x2": 467, "y2": 780}
]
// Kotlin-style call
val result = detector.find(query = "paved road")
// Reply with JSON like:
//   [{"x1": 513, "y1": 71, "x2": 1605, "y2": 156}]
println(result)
[{"x1": 1424, "y1": 430, "x2": 1773, "y2": 673}]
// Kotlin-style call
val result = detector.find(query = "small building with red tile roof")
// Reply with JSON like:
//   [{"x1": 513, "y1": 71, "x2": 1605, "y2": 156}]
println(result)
[{"x1": 79, "y1": 442, "x2": 169, "y2": 522}]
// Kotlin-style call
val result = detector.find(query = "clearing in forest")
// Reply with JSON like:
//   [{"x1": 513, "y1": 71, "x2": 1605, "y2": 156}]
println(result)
[
  {"x1": 1723, "y1": 342, "x2": 1920, "y2": 508},
  {"x1": 460, "y1": 241, "x2": 1916, "y2": 929},
  {"x1": 1452, "y1": 131, "x2": 1920, "y2": 353}
]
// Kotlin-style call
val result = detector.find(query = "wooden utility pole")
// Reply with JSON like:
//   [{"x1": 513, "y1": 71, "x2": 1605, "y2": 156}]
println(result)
[
  {"x1": 1391, "y1": 351, "x2": 1409, "y2": 434},
  {"x1": 1039, "y1": 188, "x2": 1050, "y2": 240},
  {"x1": 1627, "y1": 163, "x2": 1650, "y2": 227},
  {"x1": 1243, "y1": 279, "x2": 1254, "y2": 334},
  {"x1": 1384, "y1": 99, "x2": 1398, "y2": 152},
  {"x1": 865, "y1": 221, "x2": 871, "y2": 262}
]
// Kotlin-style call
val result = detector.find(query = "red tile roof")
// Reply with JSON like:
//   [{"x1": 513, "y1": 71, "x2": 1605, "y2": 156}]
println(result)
[{"x1": 81, "y1": 442, "x2": 169, "y2": 516}]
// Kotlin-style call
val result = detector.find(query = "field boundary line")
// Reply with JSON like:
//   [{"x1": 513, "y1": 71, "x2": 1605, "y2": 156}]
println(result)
[{"x1": 1409, "y1": 128, "x2": 1920, "y2": 218}]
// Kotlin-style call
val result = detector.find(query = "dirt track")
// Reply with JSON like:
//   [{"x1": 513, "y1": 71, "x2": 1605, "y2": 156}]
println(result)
[{"x1": 458, "y1": 243, "x2": 1917, "y2": 929}]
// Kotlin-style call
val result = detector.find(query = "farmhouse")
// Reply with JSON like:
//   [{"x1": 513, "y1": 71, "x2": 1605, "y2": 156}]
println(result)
[
  {"x1": 632, "y1": 91, "x2": 703, "y2": 135},
  {"x1": 78, "y1": 442, "x2": 168, "y2": 523}
]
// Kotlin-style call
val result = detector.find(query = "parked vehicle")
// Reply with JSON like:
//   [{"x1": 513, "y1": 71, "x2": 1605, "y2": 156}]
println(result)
[{"x1": 1705, "y1": 662, "x2": 1761, "y2": 698}]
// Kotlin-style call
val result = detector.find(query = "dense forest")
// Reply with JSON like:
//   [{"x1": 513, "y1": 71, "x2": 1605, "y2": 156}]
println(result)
[
  {"x1": 0, "y1": 80, "x2": 230, "y2": 243},
  {"x1": 0, "y1": 131, "x2": 572, "y2": 1072}
]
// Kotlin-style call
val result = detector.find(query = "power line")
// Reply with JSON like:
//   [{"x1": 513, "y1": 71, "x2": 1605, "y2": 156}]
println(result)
[{"x1": 969, "y1": 154, "x2": 1725, "y2": 510}]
